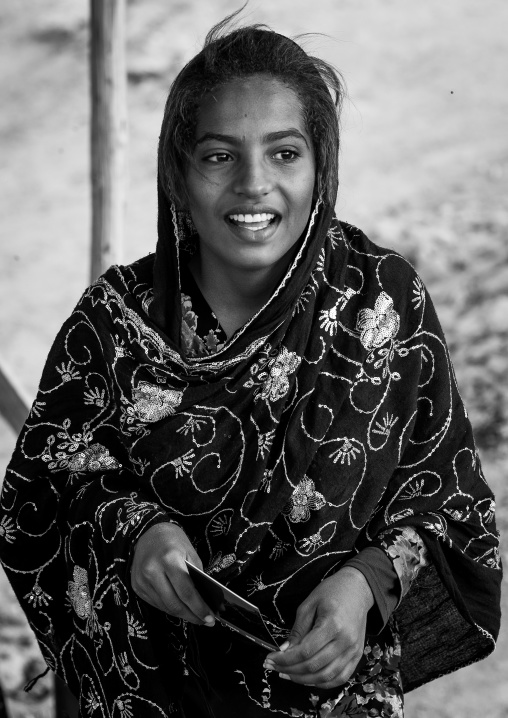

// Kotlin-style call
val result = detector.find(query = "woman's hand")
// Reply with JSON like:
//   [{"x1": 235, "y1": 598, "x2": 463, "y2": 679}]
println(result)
[
  {"x1": 264, "y1": 567, "x2": 373, "y2": 689},
  {"x1": 131, "y1": 522, "x2": 215, "y2": 626}
]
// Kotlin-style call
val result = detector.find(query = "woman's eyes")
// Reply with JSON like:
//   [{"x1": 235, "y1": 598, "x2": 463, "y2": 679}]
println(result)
[
  {"x1": 202, "y1": 149, "x2": 300, "y2": 164},
  {"x1": 273, "y1": 149, "x2": 300, "y2": 162},
  {"x1": 203, "y1": 152, "x2": 233, "y2": 164}
]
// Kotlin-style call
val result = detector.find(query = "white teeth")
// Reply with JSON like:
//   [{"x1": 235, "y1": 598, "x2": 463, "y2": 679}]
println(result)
[{"x1": 229, "y1": 213, "x2": 275, "y2": 223}]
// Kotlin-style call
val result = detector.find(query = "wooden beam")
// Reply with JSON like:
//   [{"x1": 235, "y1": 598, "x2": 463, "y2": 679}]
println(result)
[
  {"x1": 90, "y1": 0, "x2": 127, "y2": 282},
  {"x1": 0, "y1": 359, "x2": 31, "y2": 435}
]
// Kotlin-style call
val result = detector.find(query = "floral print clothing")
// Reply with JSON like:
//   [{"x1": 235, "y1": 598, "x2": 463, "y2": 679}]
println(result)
[
  {"x1": 180, "y1": 263, "x2": 227, "y2": 357},
  {"x1": 377, "y1": 527, "x2": 428, "y2": 603},
  {"x1": 181, "y1": 620, "x2": 404, "y2": 718},
  {"x1": 179, "y1": 264, "x2": 429, "y2": 637},
  {"x1": 0, "y1": 212, "x2": 501, "y2": 718}
]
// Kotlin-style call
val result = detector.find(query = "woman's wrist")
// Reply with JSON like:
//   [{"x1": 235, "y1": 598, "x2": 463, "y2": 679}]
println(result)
[{"x1": 336, "y1": 565, "x2": 375, "y2": 612}]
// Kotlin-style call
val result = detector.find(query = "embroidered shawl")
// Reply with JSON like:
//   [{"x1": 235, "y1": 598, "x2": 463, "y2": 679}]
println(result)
[{"x1": 0, "y1": 187, "x2": 501, "y2": 716}]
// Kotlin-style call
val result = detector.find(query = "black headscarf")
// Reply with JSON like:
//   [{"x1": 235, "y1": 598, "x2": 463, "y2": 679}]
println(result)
[{"x1": 0, "y1": 179, "x2": 501, "y2": 714}]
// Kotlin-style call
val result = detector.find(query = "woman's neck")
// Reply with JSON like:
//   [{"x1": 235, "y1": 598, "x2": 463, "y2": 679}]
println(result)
[{"x1": 188, "y1": 248, "x2": 294, "y2": 339}]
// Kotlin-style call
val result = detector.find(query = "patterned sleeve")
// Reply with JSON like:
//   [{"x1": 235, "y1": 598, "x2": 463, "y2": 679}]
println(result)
[
  {"x1": 344, "y1": 525, "x2": 428, "y2": 634},
  {"x1": 375, "y1": 525, "x2": 429, "y2": 607}
]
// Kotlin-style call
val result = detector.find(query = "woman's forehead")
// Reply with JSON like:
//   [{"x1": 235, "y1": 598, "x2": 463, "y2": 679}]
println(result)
[{"x1": 194, "y1": 75, "x2": 308, "y2": 141}]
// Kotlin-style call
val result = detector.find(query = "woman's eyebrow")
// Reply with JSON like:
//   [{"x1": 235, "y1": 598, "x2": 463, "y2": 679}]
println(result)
[
  {"x1": 195, "y1": 129, "x2": 309, "y2": 148},
  {"x1": 264, "y1": 129, "x2": 309, "y2": 148},
  {"x1": 195, "y1": 132, "x2": 237, "y2": 146}
]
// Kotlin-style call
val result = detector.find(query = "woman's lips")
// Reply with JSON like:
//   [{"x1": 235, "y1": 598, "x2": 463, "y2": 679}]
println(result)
[{"x1": 227, "y1": 212, "x2": 278, "y2": 232}]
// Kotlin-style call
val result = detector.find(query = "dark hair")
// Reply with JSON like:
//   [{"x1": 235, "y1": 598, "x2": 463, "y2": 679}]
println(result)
[{"x1": 158, "y1": 12, "x2": 345, "y2": 209}]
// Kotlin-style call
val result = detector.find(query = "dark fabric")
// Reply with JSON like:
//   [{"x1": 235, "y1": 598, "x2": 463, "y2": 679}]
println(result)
[
  {"x1": 179, "y1": 620, "x2": 405, "y2": 718},
  {"x1": 0, "y1": 183, "x2": 502, "y2": 716}
]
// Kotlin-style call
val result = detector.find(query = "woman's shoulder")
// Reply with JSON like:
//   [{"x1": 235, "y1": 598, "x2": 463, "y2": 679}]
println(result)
[
  {"x1": 338, "y1": 220, "x2": 421, "y2": 292},
  {"x1": 102, "y1": 253, "x2": 155, "y2": 291},
  {"x1": 80, "y1": 254, "x2": 156, "y2": 312}
]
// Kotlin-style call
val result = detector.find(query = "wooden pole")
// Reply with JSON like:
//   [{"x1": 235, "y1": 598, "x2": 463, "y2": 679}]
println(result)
[
  {"x1": 0, "y1": 359, "x2": 30, "y2": 435},
  {"x1": 90, "y1": 0, "x2": 127, "y2": 282}
]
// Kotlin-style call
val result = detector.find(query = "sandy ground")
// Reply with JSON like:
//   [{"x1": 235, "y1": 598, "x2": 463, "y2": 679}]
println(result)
[{"x1": 1, "y1": 1, "x2": 507, "y2": 716}]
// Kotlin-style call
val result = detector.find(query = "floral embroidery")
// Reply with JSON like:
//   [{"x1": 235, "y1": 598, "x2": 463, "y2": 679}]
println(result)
[
  {"x1": 113, "y1": 335, "x2": 130, "y2": 359},
  {"x1": 356, "y1": 292, "x2": 400, "y2": 350},
  {"x1": 209, "y1": 512, "x2": 232, "y2": 536},
  {"x1": 84, "y1": 387, "x2": 106, "y2": 407},
  {"x1": 257, "y1": 430, "x2": 276, "y2": 460},
  {"x1": 300, "y1": 532, "x2": 324, "y2": 555},
  {"x1": 44, "y1": 421, "x2": 119, "y2": 474},
  {"x1": 0, "y1": 515, "x2": 16, "y2": 544},
  {"x1": 84, "y1": 688, "x2": 102, "y2": 714},
  {"x1": 119, "y1": 652, "x2": 135, "y2": 677},
  {"x1": 56, "y1": 361, "x2": 81, "y2": 383},
  {"x1": 319, "y1": 289, "x2": 356, "y2": 336},
  {"x1": 114, "y1": 697, "x2": 134, "y2": 718},
  {"x1": 372, "y1": 413, "x2": 398, "y2": 437},
  {"x1": 319, "y1": 304, "x2": 340, "y2": 335},
  {"x1": 260, "y1": 469, "x2": 273, "y2": 493},
  {"x1": 379, "y1": 526, "x2": 428, "y2": 598},
  {"x1": 1, "y1": 215, "x2": 500, "y2": 718},
  {"x1": 261, "y1": 347, "x2": 301, "y2": 402},
  {"x1": 127, "y1": 613, "x2": 148, "y2": 639},
  {"x1": 132, "y1": 381, "x2": 183, "y2": 422},
  {"x1": 30, "y1": 400, "x2": 46, "y2": 418},
  {"x1": 68, "y1": 443, "x2": 120, "y2": 473},
  {"x1": 208, "y1": 552, "x2": 236, "y2": 574},
  {"x1": 483, "y1": 500, "x2": 496, "y2": 524},
  {"x1": 480, "y1": 546, "x2": 501, "y2": 570},
  {"x1": 117, "y1": 495, "x2": 164, "y2": 534},
  {"x1": 247, "y1": 574, "x2": 267, "y2": 595},
  {"x1": 246, "y1": 346, "x2": 301, "y2": 403},
  {"x1": 411, "y1": 276, "x2": 425, "y2": 309},
  {"x1": 68, "y1": 566, "x2": 92, "y2": 619},
  {"x1": 283, "y1": 477, "x2": 326, "y2": 523},
  {"x1": 24, "y1": 583, "x2": 52, "y2": 608},
  {"x1": 329, "y1": 439, "x2": 361, "y2": 465},
  {"x1": 422, "y1": 518, "x2": 451, "y2": 545},
  {"x1": 170, "y1": 449, "x2": 195, "y2": 478},
  {"x1": 270, "y1": 537, "x2": 290, "y2": 560},
  {"x1": 177, "y1": 415, "x2": 208, "y2": 437}
]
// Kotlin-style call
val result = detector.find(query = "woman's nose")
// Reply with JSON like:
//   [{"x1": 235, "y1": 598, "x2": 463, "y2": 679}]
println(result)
[{"x1": 233, "y1": 157, "x2": 273, "y2": 198}]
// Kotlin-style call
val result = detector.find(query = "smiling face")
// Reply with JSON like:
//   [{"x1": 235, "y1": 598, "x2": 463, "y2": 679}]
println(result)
[{"x1": 185, "y1": 75, "x2": 316, "y2": 277}]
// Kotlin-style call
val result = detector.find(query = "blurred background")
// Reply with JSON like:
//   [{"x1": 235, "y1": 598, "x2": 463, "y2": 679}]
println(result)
[{"x1": 0, "y1": 1, "x2": 507, "y2": 716}]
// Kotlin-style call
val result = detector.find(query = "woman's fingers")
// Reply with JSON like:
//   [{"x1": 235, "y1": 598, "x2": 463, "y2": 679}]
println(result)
[
  {"x1": 134, "y1": 563, "x2": 213, "y2": 624},
  {"x1": 265, "y1": 618, "x2": 363, "y2": 686},
  {"x1": 146, "y1": 565, "x2": 209, "y2": 624},
  {"x1": 287, "y1": 598, "x2": 316, "y2": 645},
  {"x1": 169, "y1": 562, "x2": 216, "y2": 624},
  {"x1": 279, "y1": 651, "x2": 361, "y2": 688},
  {"x1": 266, "y1": 616, "x2": 335, "y2": 669},
  {"x1": 131, "y1": 523, "x2": 215, "y2": 624}
]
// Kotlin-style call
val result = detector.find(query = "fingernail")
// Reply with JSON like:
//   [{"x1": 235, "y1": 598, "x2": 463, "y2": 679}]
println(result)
[
  {"x1": 263, "y1": 660, "x2": 275, "y2": 670},
  {"x1": 203, "y1": 615, "x2": 215, "y2": 626},
  {"x1": 279, "y1": 673, "x2": 291, "y2": 681},
  {"x1": 279, "y1": 641, "x2": 290, "y2": 652}
]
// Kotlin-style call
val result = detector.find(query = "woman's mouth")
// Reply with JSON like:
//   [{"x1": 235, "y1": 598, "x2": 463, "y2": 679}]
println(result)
[{"x1": 227, "y1": 212, "x2": 278, "y2": 232}]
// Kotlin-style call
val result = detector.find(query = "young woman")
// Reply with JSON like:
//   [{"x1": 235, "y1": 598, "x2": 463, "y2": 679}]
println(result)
[{"x1": 0, "y1": 15, "x2": 501, "y2": 718}]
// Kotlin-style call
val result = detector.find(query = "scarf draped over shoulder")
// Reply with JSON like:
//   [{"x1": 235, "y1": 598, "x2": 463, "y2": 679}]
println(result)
[{"x1": 0, "y1": 188, "x2": 501, "y2": 714}]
